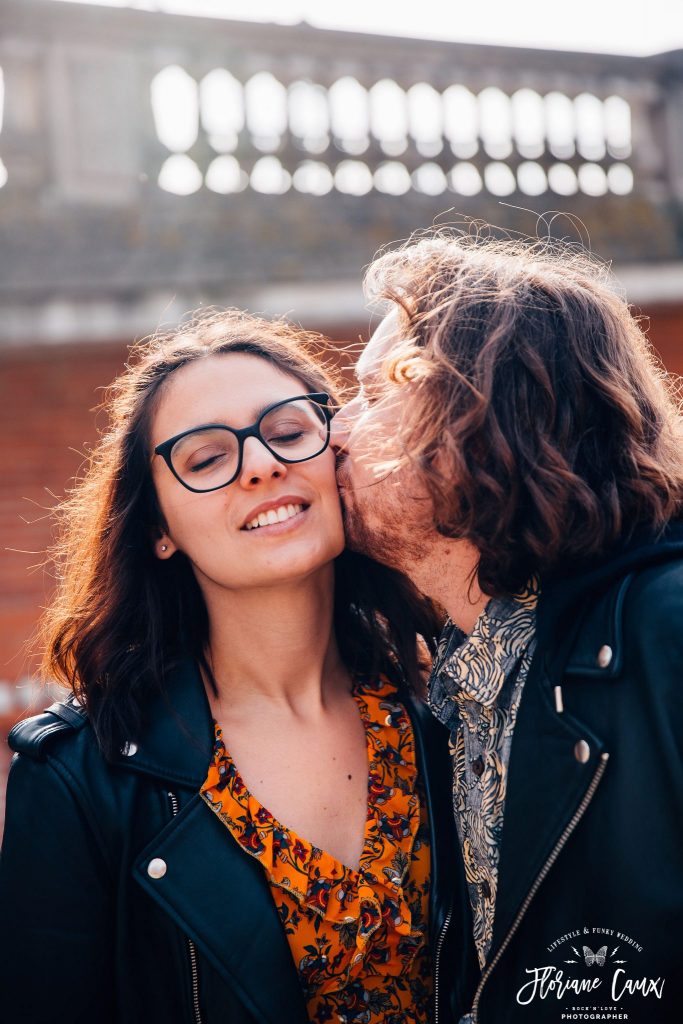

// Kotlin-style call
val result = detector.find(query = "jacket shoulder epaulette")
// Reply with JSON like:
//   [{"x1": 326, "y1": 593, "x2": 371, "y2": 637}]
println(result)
[{"x1": 8, "y1": 699, "x2": 89, "y2": 761}]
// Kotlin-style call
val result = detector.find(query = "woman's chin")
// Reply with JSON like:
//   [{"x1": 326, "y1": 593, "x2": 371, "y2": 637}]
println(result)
[{"x1": 250, "y1": 544, "x2": 340, "y2": 588}]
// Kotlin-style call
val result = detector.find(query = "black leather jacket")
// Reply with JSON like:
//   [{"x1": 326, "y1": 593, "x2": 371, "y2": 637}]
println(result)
[
  {"x1": 0, "y1": 657, "x2": 475, "y2": 1024},
  {"x1": 459, "y1": 524, "x2": 683, "y2": 1023}
]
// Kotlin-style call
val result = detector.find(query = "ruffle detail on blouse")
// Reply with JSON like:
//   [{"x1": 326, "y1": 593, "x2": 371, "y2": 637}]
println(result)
[{"x1": 199, "y1": 676, "x2": 425, "y2": 992}]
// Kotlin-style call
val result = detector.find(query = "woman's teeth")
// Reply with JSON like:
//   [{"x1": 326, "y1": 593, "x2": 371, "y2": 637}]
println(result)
[{"x1": 244, "y1": 503, "x2": 305, "y2": 530}]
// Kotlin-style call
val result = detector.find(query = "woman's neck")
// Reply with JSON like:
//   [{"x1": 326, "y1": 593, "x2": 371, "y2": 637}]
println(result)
[{"x1": 200, "y1": 562, "x2": 349, "y2": 718}]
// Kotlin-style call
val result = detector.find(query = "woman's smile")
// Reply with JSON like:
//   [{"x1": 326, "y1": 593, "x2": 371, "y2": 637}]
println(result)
[{"x1": 241, "y1": 498, "x2": 311, "y2": 535}]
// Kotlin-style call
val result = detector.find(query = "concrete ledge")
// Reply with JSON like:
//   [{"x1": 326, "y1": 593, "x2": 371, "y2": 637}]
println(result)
[
  {"x1": 610, "y1": 262, "x2": 683, "y2": 305},
  {"x1": 0, "y1": 267, "x2": 680, "y2": 348},
  {"x1": 0, "y1": 281, "x2": 367, "y2": 347}
]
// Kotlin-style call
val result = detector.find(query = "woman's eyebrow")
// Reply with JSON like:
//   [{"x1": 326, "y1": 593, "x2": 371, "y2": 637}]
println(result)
[{"x1": 183, "y1": 398, "x2": 289, "y2": 434}]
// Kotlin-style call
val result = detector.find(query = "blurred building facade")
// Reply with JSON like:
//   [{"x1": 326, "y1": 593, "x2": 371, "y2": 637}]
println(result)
[{"x1": 1, "y1": 0, "x2": 682, "y2": 815}]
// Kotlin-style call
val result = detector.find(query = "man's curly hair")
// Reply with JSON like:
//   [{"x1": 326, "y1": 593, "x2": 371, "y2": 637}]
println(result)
[{"x1": 364, "y1": 228, "x2": 683, "y2": 596}]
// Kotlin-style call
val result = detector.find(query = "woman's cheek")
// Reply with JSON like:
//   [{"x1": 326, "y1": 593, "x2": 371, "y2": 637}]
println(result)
[{"x1": 172, "y1": 499, "x2": 228, "y2": 555}]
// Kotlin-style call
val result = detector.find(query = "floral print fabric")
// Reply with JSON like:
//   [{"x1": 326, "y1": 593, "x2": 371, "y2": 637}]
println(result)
[
  {"x1": 199, "y1": 675, "x2": 432, "y2": 1023},
  {"x1": 428, "y1": 578, "x2": 539, "y2": 969}
]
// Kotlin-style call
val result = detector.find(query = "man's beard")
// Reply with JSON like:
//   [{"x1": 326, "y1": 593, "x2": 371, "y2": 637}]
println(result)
[
  {"x1": 340, "y1": 486, "x2": 389, "y2": 562},
  {"x1": 337, "y1": 460, "x2": 430, "y2": 577}
]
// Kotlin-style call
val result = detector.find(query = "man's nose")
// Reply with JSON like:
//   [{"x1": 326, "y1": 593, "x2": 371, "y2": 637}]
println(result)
[{"x1": 329, "y1": 408, "x2": 352, "y2": 454}]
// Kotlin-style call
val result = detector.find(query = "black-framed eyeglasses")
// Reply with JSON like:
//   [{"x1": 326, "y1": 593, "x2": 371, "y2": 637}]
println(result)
[{"x1": 153, "y1": 392, "x2": 333, "y2": 493}]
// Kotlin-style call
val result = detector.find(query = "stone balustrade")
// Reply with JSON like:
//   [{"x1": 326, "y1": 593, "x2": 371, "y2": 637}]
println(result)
[{"x1": 0, "y1": 0, "x2": 682, "y2": 343}]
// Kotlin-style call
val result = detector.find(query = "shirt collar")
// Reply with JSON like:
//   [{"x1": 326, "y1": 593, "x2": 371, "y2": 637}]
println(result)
[{"x1": 430, "y1": 577, "x2": 540, "y2": 709}]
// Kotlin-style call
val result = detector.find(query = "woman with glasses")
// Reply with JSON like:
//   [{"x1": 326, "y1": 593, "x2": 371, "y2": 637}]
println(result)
[{"x1": 0, "y1": 309, "x2": 459, "y2": 1024}]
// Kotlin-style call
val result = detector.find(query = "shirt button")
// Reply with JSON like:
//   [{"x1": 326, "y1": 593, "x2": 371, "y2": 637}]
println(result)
[
  {"x1": 574, "y1": 740, "x2": 591, "y2": 763},
  {"x1": 147, "y1": 857, "x2": 167, "y2": 879},
  {"x1": 472, "y1": 755, "x2": 485, "y2": 777},
  {"x1": 596, "y1": 645, "x2": 613, "y2": 669},
  {"x1": 121, "y1": 741, "x2": 138, "y2": 757}
]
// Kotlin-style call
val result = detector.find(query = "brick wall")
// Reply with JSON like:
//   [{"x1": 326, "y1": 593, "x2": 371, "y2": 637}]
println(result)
[
  {"x1": 1, "y1": 341, "x2": 131, "y2": 683},
  {"x1": 1, "y1": 340, "x2": 131, "y2": 826},
  {"x1": 638, "y1": 304, "x2": 683, "y2": 376}
]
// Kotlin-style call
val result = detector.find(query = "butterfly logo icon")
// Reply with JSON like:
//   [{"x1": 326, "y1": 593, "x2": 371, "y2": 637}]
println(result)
[
  {"x1": 565, "y1": 944, "x2": 627, "y2": 967},
  {"x1": 583, "y1": 945, "x2": 608, "y2": 967}
]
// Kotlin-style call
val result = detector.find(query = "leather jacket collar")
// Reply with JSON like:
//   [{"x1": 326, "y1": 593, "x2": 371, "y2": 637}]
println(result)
[{"x1": 111, "y1": 655, "x2": 214, "y2": 788}]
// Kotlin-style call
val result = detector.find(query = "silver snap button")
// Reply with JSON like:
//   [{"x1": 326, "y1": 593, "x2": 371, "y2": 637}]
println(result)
[
  {"x1": 121, "y1": 741, "x2": 138, "y2": 757},
  {"x1": 574, "y1": 740, "x2": 591, "y2": 763},
  {"x1": 147, "y1": 857, "x2": 167, "y2": 879},
  {"x1": 596, "y1": 645, "x2": 613, "y2": 669}
]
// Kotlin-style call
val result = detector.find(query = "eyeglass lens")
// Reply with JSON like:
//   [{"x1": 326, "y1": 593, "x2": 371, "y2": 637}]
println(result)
[{"x1": 169, "y1": 398, "x2": 328, "y2": 490}]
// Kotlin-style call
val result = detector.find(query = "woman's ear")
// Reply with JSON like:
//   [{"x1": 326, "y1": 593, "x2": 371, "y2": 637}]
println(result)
[
  {"x1": 150, "y1": 526, "x2": 177, "y2": 560},
  {"x1": 156, "y1": 538, "x2": 177, "y2": 560}
]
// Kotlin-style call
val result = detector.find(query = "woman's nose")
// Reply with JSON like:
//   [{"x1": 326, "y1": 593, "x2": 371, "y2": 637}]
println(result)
[{"x1": 238, "y1": 435, "x2": 287, "y2": 486}]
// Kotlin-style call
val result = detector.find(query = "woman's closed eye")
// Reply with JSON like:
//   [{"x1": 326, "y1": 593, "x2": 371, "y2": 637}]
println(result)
[
  {"x1": 267, "y1": 430, "x2": 305, "y2": 445},
  {"x1": 192, "y1": 457, "x2": 221, "y2": 472},
  {"x1": 188, "y1": 449, "x2": 228, "y2": 473}
]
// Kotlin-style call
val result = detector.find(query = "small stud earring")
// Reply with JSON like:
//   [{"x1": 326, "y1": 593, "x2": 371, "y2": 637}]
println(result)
[{"x1": 160, "y1": 544, "x2": 168, "y2": 552}]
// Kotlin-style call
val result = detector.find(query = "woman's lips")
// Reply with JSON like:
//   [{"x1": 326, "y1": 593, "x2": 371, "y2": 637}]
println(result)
[
  {"x1": 240, "y1": 504, "x2": 310, "y2": 536},
  {"x1": 240, "y1": 495, "x2": 311, "y2": 529}
]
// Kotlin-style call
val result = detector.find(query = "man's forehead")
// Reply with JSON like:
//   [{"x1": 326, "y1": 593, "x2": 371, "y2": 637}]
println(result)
[{"x1": 357, "y1": 308, "x2": 404, "y2": 381}]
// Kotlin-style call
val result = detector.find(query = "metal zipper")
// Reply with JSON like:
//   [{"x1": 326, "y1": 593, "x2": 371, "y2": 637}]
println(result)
[
  {"x1": 168, "y1": 791, "x2": 203, "y2": 1024},
  {"x1": 469, "y1": 751, "x2": 610, "y2": 1023},
  {"x1": 433, "y1": 908, "x2": 453, "y2": 1024}
]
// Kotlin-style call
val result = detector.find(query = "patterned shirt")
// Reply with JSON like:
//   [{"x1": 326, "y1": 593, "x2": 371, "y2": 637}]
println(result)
[
  {"x1": 427, "y1": 578, "x2": 539, "y2": 969},
  {"x1": 199, "y1": 676, "x2": 433, "y2": 1023}
]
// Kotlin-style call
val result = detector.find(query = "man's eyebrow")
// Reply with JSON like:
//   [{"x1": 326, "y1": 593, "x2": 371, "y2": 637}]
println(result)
[
  {"x1": 358, "y1": 378, "x2": 389, "y2": 406},
  {"x1": 356, "y1": 373, "x2": 377, "y2": 393},
  {"x1": 356, "y1": 358, "x2": 379, "y2": 385}
]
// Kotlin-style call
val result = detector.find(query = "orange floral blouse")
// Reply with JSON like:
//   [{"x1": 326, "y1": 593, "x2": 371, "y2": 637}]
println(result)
[{"x1": 199, "y1": 675, "x2": 433, "y2": 1023}]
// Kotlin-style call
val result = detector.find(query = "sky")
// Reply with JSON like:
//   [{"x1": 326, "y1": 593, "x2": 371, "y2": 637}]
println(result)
[{"x1": 52, "y1": 0, "x2": 683, "y2": 56}]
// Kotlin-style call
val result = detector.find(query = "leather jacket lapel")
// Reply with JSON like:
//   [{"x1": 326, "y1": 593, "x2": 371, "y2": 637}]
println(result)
[
  {"x1": 403, "y1": 690, "x2": 456, "y2": 941},
  {"x1": 120, "y1": 657, "x2": 307, "y2": 1022},
  {"x1": 134, "y1": 793, "x2": 308, "y2": 1024},
  {"x1": 111, "y1": 656, "x2": 215, "y2": 788},
  {"x1": 490, "y1": 651, "x2": 607, "y2": 956}
]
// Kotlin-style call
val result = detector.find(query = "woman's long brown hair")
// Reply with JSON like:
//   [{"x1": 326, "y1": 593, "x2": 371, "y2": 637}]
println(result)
[{"x1": 34, "y1": 309, "x2": 440, "y2": 760}]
